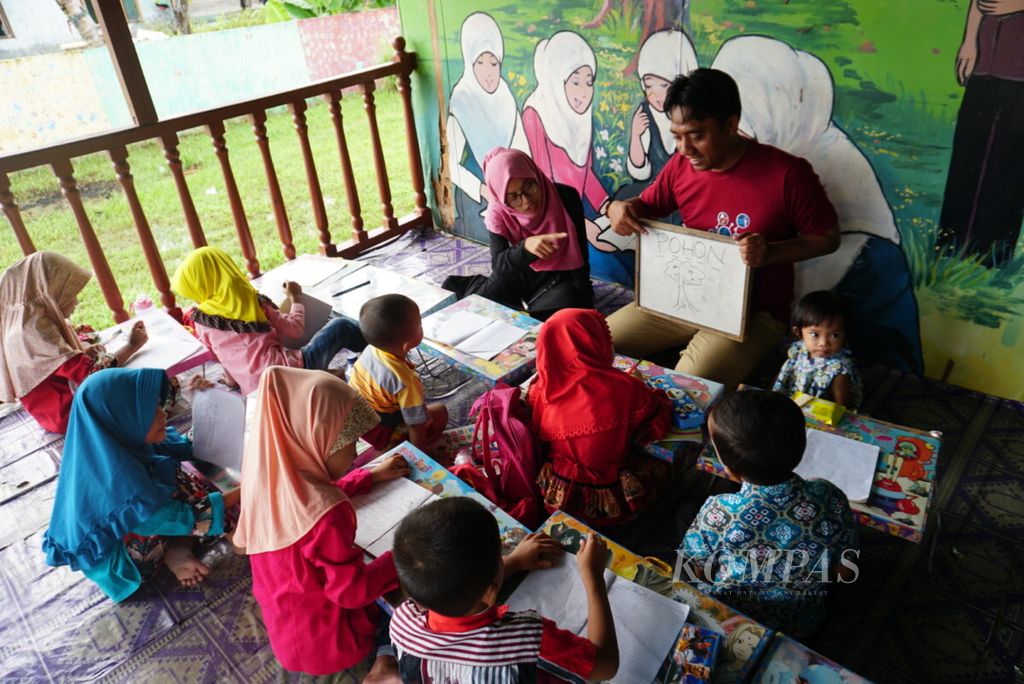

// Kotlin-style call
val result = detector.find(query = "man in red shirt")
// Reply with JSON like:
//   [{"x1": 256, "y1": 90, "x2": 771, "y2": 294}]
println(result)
[{"x1": 608, "y1": 68, "x2": 840, "y2": 388}]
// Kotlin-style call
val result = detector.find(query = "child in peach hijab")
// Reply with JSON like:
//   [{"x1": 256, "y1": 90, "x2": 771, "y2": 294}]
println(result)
[
  {"x1": 0, "y1": 252, "x2": 148, "y2": 432},
  {"x1": 234, "y1": 366, "x2": 409, "y2": 677}
]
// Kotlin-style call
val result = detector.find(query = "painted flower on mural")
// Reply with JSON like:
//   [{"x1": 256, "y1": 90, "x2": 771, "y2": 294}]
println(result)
[
  {"x1": 599, "y1": 129, "x2": 610, "y2": 141},
  {"x1": 595, "y1": 146, "x2": 607, "y2": 160}
]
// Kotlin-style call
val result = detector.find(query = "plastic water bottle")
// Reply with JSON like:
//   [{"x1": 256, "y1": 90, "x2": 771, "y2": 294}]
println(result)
[{"x1": 132, "y1": 293, "x2": 153, "y2": 316}]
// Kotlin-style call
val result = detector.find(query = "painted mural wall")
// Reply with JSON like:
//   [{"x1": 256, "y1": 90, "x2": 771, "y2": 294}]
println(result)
[{"x1": 399, "y1": 0, "x2": 1024, "y2": 401}]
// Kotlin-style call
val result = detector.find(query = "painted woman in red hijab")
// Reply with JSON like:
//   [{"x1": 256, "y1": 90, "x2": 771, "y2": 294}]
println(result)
[
  {"x1": 527, "y1": 308, "x2": 674, "y2": 527},
  {"x1": 442, "y1": 148, "x2": 594, "y2": 321}
]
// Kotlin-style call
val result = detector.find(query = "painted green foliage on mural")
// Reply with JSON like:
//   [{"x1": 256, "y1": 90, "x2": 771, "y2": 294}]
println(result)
[{"x1": 687, "y1": 0, "x2": 1024, "y2": 333}]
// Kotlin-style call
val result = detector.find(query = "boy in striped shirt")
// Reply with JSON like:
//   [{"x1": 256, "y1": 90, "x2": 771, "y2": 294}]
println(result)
[{"x1": 390, "y1": 497, "x2": 618, "y2": 683}]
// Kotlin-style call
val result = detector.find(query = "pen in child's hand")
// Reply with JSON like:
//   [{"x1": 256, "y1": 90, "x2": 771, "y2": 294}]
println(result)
[{"x1": 99, "y1": 328, "x2": 123, "y2": 346}]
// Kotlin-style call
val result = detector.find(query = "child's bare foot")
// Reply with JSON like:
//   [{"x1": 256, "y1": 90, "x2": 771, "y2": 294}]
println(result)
[
  {"x1": 163, "y1": 539, "x2": 210, "y2": 588},
  {"x1": 363, "y1": 654, "x2": 400, "y2": 684}
]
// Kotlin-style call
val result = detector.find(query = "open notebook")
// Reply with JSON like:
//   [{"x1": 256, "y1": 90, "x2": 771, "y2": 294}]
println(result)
[
  {"x1": 350, "y1": 475, "x2": 440, "y2": 558},
  {"x1": 507, "y1": 554, "x2": 690, "y2": 684},
  {"x1": 427, "y1": 310, "x2": 528, "y2": 361}
]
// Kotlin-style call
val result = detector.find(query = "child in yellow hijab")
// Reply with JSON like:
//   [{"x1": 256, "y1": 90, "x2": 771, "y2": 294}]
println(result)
[{"x1": 171, "y1": 247, "x2": 365, "y2": 395}]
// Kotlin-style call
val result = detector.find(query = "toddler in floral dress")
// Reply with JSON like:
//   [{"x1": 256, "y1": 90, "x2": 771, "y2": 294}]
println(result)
[{"x1": 773, "y1": 290, "x2": 862, "y2": 409}]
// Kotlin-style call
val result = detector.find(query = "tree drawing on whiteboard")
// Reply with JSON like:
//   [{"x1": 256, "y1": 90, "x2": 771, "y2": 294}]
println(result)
[
  {"x1": 652, "y1": 230, "x2": 726, "y2": 317},
  {"x1": 638, "y1": 223, "x2": 748, "y2": 339},
  {"x1": 665, "y1": 258, "x2": 705, "y2": 311}
]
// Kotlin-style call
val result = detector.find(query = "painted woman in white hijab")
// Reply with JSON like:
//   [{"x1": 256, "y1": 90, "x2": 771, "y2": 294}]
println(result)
[
  {"x1": 606, "y1": 29, "x2": 699, "y2": 244},
  {"x1": 712, "y1": 35, "x2": 922, "y2": 373},
  {"x1": 447, "y1": 12, "x2": 527, "y2": 243},
  {"x1": 523, "y1": 31, "x2": 628, "y2": 285},
  {"x1": 626, "y1": 30, "x2": 698, "y2": 183}
]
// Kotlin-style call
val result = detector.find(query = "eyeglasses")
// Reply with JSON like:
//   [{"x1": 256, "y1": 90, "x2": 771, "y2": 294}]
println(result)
[{"x1": 505, "y1": 179, "x2": 538, "y2": 209}]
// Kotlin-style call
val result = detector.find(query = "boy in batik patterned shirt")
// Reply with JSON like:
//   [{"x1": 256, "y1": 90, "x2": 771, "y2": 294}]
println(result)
[{"x1": 681, "y1": 391, "x2": 859, "y2": 639}]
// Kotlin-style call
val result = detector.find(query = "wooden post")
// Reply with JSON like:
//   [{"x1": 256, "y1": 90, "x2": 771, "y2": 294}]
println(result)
[
  {"x1": 250, "y1": 110, "x2": 296, "y2": 260},
  {"x1": 109, "y1": 146, "x2": 180, "y2": 318},
  {"x1": 324, "y1": 91, "x2": 366, "y2": 243},
  {"x1": 0, "y1": 172, "x2": 35, "y2": 256},
  {"x1": 91, "y1": 0, "x2": 158, "y2": 125},
  {"x1": 160, "y1": 133, "x2": 206, "y2": 248},
  {"x1": 360, "y1": 81, "x2": 398, "y2": 230},
  {"x1": 289, "y1": 99, "x2": 335, "y2": 256},
  {"x1": 51, "y1": 158, "x2": 129, "y2": 323},
  {"x1": 208, "y1": 120, "x2": 260, "y2": 277},
  {"x1": 393, "y1": 36, "x2": 429, "y2": 219}
]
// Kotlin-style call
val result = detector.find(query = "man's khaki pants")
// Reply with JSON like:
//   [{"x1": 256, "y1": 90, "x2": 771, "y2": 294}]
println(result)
[{"x1": 606, "y1": 303, "x2": 786, "y2": 389}]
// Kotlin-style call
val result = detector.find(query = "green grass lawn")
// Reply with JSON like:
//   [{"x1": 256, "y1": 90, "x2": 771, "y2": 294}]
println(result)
[{"x1": 0, "y1": 88, "x2": 416, "y2": 329}]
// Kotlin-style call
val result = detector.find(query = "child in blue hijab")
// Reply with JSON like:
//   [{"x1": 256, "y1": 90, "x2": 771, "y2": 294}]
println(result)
[{"x1": 42, "y1": 368, "x2": 240, "y2": 602}]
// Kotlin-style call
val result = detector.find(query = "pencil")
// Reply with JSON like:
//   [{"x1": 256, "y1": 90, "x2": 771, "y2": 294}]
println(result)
[
  {"x1": 99, "y1": 328, "x2": 123, "y2": 346},
  {"x1": 332, "y1": 281, "x2": 372, "y2": 297}
]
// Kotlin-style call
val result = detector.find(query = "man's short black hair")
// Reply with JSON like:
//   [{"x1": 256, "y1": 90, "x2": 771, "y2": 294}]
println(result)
[
  {"x1": 393, "y1": 497, "x2": 502, "y2": 617},
  {"x1": 709, "y1": 391, "x2": 805, "y2": 485},
  {"x1": 664, "y1": 68, "x2": 741, "y2": 125},
  {"x1": 358, "y1": 294, "x2": 419, "y2": 349},
  {"x1": 791, "y1": 290, "x2": 849, "y2": 331}
]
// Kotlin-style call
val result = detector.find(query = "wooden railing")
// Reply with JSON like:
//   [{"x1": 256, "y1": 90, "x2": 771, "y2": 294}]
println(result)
[{"x1": 0, "y1": 36, "x2": 431, "y2": 323}]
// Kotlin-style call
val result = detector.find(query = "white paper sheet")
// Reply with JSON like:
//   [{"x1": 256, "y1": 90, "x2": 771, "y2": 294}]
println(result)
[
  {"x1": 507, "y1": 554, "x2": 689, "y2": 682},
  {"x1": 320, "y1": 266, "x2": 454, "y2": 321},
  {"x1": 365, "y1": 524, "x2": 401, "y2": 558},
  {"x1": 102, "y1": 308, "x2": 206, "y2": 371},
  {"x1": 279, "y1": 293, "x2": 334, "y2": 350},
  {"x1": 351, "y1": 477, "x2": 435, "y2": 550},
  {"x1": 506, "y1": 554, "x2": 594, "y2": 634},
  {"x1": 429, "y1": 311, "x2": 494, "y2": 346},
  {"x1": 606, "y1": 576, "x2": 689, "y2": 684},
  {"x1": 796, "y1": 428, "x2": 880, "y2": 503},
  {"x1": 243, "y1": 389, "x2": 258, "y2": 444},
  {"x1": 455, "y1": 320, "x2": 529, "y2": 360},
  {"x1": 261, "y1": 256, "x2": 355, "y2": 289},
  {"x1": 190, "y1": 389, "x2": 247, "y2": 471}
]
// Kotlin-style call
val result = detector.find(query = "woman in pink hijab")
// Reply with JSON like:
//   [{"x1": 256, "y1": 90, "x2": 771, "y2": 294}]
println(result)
[
  {"x1": 442, "y1": 147, "x2": 593, "y2": 320},
  {"x1": 235, "y1": 366, "x2": 410, "y2": 677}
]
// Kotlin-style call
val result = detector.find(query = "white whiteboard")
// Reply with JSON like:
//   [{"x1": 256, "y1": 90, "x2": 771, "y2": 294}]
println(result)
[{"x1": 635, "y1": 220, "x2": 751, "y2": 340}]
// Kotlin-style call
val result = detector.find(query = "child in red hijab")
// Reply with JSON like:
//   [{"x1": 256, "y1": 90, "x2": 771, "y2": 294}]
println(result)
[{"x1": 527, "y1": 309, "x2": 673, "y2": 527}]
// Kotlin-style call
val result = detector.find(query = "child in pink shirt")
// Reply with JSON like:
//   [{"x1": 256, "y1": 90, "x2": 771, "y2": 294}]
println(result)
[
  {"x1": 171, "y1": 247, "x2": 364, "y2": 395},
  {"x1": 234, "y1": 366, "x2": 410, "y2": 676}
]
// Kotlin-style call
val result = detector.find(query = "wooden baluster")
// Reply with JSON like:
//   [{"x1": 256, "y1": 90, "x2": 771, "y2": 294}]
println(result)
[
  {"x1": 51, "y1": 159, "x2": 129, "y2": 323},
  {"x1": 160, "y1": 133, "x2": 206, "y2": 248},
  {"x1": 393, "y1": 36, "x2": 429, "y2": 220},
  {"x1": 0, "y1": 172, "x2": 35, "y2": 256},
  {"x1": 360, "y1": 81, "x2": 398, "y2": 230},
  {"x1": 323, "y1": 91, "x2": 366, "y2": 244},
  {"x1": 250, "y1": 110, "x2": 296, "y2": 260},
  {"x1": 208, "y1": 121, "x2": 260, "y2": 277},
  {"x1": 109, "y1": 146, "x2": 180, "y2": 318},
  {"x1": 289, "y1": 99, "x2": 335, "y2": 256}
]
